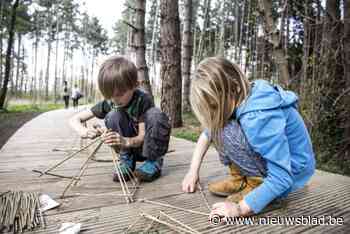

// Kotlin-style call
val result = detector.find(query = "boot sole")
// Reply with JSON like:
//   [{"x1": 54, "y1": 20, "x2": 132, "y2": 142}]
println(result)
[
  {"x1": 208, "y1": 190, "x2": 232, "y2": 197},
  {"x1": 134, "y1": 170, "x2": 161, "y2": 182}
]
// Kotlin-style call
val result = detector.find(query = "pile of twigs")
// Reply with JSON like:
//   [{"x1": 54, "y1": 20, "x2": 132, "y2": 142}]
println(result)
[{"x1": 0, "y1": 191, "x2": 45, "y2": 233}]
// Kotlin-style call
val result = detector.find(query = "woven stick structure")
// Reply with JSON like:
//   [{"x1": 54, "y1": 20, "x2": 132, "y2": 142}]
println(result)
[{"x1": 35, "y1": 134, "x2": 139, "y2": 202}]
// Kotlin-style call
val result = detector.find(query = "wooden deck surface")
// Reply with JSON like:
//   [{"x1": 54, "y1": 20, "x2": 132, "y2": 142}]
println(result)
[{"x1": 1, "y1": 107, "x2": 350, "y2": 233}]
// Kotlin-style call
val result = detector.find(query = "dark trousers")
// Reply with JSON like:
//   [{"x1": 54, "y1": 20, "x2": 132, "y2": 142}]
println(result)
[
  {"x1": 104, "y1": 107, "x2": 171, "y2": 162},
  {"x1": 72, "y1": 98, "x2": 79, "y2": 108},
  {"x1": 63, "y1": 96, "x2": 69, "y2": 109}
]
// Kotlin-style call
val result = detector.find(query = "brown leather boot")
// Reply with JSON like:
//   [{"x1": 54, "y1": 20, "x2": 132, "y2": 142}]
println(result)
[
  {"x1": 208, "y1": 164, "x2": 246, "y2": 197},
  {"x1": 225, "y1": 176, "x2": 263, "y2": 202}
]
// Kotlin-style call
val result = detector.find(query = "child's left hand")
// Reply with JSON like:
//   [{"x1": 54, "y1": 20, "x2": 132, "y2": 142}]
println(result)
[
  {"x1": 102, "y1": 131, "x2": 127, "y2": 147},
  {"x1": 209, "y1": 202, "x2": 241, "y2": 218}
]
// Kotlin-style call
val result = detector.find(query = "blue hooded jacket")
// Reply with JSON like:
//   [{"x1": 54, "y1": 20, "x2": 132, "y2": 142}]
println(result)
[{"x1": 236, "y1": 79, "x2": 315, "y2": 213}]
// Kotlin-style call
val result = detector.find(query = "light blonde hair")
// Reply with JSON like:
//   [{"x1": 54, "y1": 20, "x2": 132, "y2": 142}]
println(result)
[
  {"x1": 190, "y1": 57, "x2": 250, "y2": 150},
  {"x1": 98, "y1": 56, "x2": 138, "y2": 99}
]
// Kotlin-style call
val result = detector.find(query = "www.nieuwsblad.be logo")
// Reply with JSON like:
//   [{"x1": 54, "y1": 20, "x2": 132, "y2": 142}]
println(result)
[{"x1": 209, "y1": 215, "x2": 344, "y2": 226}]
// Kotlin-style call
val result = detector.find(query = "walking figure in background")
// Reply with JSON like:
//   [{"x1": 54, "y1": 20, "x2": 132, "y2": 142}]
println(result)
[
  {"x1": 62, "y1": 81, "x2": 70, "y2": 109},
  {"x1": 72, "y1": 84, "x2": 83, "y2": 109}
]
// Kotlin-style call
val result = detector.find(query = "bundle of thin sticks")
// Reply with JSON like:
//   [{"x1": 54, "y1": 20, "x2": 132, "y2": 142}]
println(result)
[
  {"x1": 0, "y1": 191, "x2": 45, "y2": 233},
  {"x1": 110, "y1": 148, "x2": 139, "y2": 203}
]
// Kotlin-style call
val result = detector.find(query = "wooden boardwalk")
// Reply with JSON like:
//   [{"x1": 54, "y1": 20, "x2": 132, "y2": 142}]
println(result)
[{"x1": 1, "y1": 108, "x2": 350, "y2": 233}]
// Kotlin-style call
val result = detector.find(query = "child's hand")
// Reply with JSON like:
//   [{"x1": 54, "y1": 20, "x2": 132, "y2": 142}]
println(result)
[
  {"x1": 182, "y1": 171, "x2": 199, "y2": 193},
  {"x1": 80, "y1": 127, "x2": 101, "y2": 139},
  {"x1": 102, "y1": 131, "x2": 127, "y2": 147},
  {"x1": 209, "y1": 202, "x2": 241, "y2": 218}
]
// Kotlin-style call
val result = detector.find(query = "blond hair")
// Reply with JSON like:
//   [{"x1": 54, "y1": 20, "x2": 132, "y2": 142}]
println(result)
[
  {"x1": 190, "y1": 57, "x2": 250, "y2": 150},
  {"x1": 98, "y1": 56, "x2": 138, "y2": 99}
]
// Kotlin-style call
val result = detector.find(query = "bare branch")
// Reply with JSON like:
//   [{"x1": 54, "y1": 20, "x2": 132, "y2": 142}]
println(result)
[{"x1": 123, "y1": 20, "x2": 139, "y2": 31}]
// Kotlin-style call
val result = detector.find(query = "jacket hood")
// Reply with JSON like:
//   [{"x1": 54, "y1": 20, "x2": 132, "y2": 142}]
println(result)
[{"x1": 236, "y1": 79, "x2": 298, "y2": 117}]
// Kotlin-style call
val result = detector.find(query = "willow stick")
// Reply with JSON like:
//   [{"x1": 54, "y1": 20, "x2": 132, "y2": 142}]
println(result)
[
  {"x1": 159, "y1": 211, "x2": 201, "y2": 234},
  {"x1": 32, "y1": 169, "x2": 80, "y2": 180},
  {"x1": 61, "y1": 141, "x2": 102, "y2": 198},
  {"x1": 138, "y1": 198, "x2": 209, "y2": 216},
  {"x1": 73, "y1": 141, "x2": 103, "y2": 186},
  {"x1": 111, "y1": 149, "x2": 129, "y2": 203},
  {"x1": 197, "y1": 182, "x2": 211, "y2": 212},
  {"x1": 140, "y1": 212, "x2": 198, "y2": 234},
  {"x1": 42, "y1": 137, "x2": 101, "y2": 175}
]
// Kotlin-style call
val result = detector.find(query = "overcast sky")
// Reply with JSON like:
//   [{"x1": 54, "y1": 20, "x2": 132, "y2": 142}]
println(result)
[{"x1": 79, "y1": 0, "x2": 125, "y2": 37}]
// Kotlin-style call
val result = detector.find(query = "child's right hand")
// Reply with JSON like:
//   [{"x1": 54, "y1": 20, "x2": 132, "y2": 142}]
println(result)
[
  {"x1": 182, "y1": 171, "x2": 199, "y2": 193},
  {"x1": 80, "y1": 127, "x2": 103, "y2": 139}
]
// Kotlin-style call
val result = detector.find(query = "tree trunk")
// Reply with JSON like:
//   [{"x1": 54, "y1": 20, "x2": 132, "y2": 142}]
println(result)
[
  {"x1": 45, "y1": 39, "x2": 52, "y2": 100},
  {"x1": 54, "y1": 8, "x2": 60, "y2": 103},
  {"x1": 0, "y1": 0, "x2": 4, "y2": 87},
  {"x1": 218, "y1": 0, "x2": 226, "y2": 56},
  {"x1": 0, "y1": 0, "x2": 19, "y2": 109},
  {"x1": 134, "y1": 0, "x2": 154, "y2": 99},
  {"x1": 33, "y1": 35, "x2": 39, "y2": 103},
  {"x1": 90, "y1": 51, "x2": 95, "y2": 101},
  {"x1": 160, "y1": 0, "x2": 182, "y2": 127},
  {"x1": 195, "y1": 0, "x2": 211, "y2": 65},
  {"x1": 182, "y1": 0, "x2": 193, "y2": 112},
  {"x1": 15, "y1": 33, "x2": 21, "y2": 97},
  {"x1": 150, "y1": 0, "x2": 160, "y2": 93},
  {"x1": 19, "y1": 46, "x2": 25, "y2": 97},
  {"x1": 234, "y1": 1, "x2": 240, "y2": 62},
  {"x1": 342, "y1": 0, "x2": 350, "y2": 162},
  {"x1": 258, "y1": 0, "x2": 290, "y2": 87}
]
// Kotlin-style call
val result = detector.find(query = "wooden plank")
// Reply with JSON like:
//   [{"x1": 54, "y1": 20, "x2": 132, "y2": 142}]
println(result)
[{"x1": 1, "y1": 108, "x2": 350, "y2": 233}]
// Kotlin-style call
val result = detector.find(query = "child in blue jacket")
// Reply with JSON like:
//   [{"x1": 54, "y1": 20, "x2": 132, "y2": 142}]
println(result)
[{"x1": 182, "y1": 57, "x2": 315, "y2": 217}]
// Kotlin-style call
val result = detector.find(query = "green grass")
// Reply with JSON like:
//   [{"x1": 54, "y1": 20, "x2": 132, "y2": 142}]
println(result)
[
  {"x1": 4, "y1": 103, "x2": 64, "y2": 113},
  {"x1": 171, "y1": 111, "x2": 202, "y2": 142}
]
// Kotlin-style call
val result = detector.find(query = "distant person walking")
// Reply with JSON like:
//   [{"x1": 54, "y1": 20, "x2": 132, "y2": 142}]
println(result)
[
  {"x1": 71, "y1": 84, "x2": 83, "y2": 108},
  {"x1": 62, "y1": 81, "x2": 70, "y2": 109}
]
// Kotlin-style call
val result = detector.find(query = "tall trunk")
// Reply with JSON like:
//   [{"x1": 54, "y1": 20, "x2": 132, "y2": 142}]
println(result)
[
  {"x1": 15, "y1": 33, "x2": 21, "y2": 96},
  {"x1": 234, "y1": 1, "x2": 240, "y2": 62},
  {"x1": 0, "y1": 0, "x2": 4, "y2": 87},
  {"x1": 258, "y1": 0, "x2": 290, "y2": 87},
  {"x1": 150, "y1": 0, "x2": 159, "y2": 93},
  {"x1": 218, "y1": 0, "x2": 226, "y2": 56},
  {"x1": 0, "y1": 0, "x2": 19, "y2": 109},
  {"x1": 135, "y1": 0, "x2": 154, "y2": 99},
  {"x1": 301, "y1": 0, "x2": 310, "y2": 94},
  {"x1": 196, "y1": 0, "x2": 211, "y2": 64},
  {"x1": 160, "y1": 0, "x2": 182, "y2": 127},
  {"x1": 45, "y1": 40, "x2": 52, "y2": 100},
  {"x1": 244, "y1": 0, "x2": 252, "y2": 73},
  {"x1": 33, "y1": 35, "x2": 39, "y2": 102},
  {"x1": 0, "y1": 36, "x2": 3, "y2": 88},
  {"x1": 19, "y1": 46, "x2": 25, "y2": 97},
  {"x1": 38, "y1": 69, "x2": 43, "y2": 101},
  {"x1": 44, "y1": 7, "x2": 53, "y2": 100},
  {"x1": 342, "y1": 0, "x2": 350, "y2": 162},
  {"x1": 54, "y1": 8, "x2": 60, "y2": 103},
  {"x1": 182, "y1": 0, "x2": 193, "y2": 112},
  {"x1": 90, "y1": 51, "x2": 95, "y2": 101}
]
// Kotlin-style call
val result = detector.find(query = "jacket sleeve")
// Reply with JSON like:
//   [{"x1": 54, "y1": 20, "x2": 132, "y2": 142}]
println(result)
[{"x1": 239, "y1": 108, "x2": 293, "y2": 213}]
